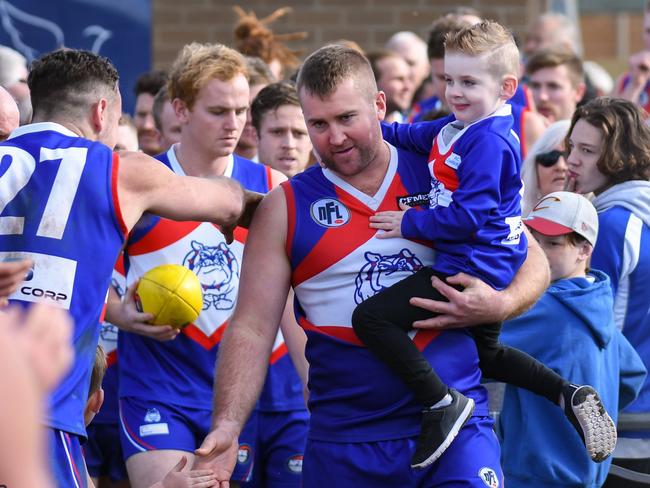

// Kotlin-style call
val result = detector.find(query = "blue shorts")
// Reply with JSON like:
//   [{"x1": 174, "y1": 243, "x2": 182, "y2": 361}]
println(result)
[
  {"x1": 48, "y1": 428, "x2": 88, "y2": 488},
  {"x1": 119, "y1": 396, "x2": 258, "y2": 482},
  {"x1": 302, "y1": 416, "x2": 502, "y2": 488},
  {"x1": 85, "y1": 423, "x2": 128, "y2": 482},
  {"x1": 244, "y1": 409, "x2": 309, "y2": 488}
]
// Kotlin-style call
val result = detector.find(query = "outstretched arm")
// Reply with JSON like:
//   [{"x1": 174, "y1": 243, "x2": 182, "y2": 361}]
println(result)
[
  {"x1": 194, "y1": 188, "x2": 293, "y2": 486},
  {"x1": 380, "y1": 118, "x2": 448, "y2": 155},
  {"x1": 117, "y1": 151, "x2": 245, "y2": 234},
  {"x1": 410, "y1": 227, "x2": 549, "y2": 328}
]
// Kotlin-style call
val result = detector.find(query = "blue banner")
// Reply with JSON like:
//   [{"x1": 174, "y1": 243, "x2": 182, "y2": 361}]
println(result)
[{"x1": 0, "y1": 0, "x2": 151, "y2": 114}]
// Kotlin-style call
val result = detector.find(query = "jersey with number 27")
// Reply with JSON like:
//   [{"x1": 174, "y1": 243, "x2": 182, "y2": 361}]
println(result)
[{"x1": 0, "y1": 123, "x2": 126, "y2": 437}]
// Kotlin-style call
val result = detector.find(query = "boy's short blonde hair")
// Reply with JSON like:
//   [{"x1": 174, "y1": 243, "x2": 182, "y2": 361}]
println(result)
[
  {"x1": 169, "y1": 42, "x2": 249, "y2": 110},
  {"x1": 88, "y1": 345, "x2": 107, "y2": 399},
  {"x1": 444, "y1": 20, "x2": 519, "y2": 79}
]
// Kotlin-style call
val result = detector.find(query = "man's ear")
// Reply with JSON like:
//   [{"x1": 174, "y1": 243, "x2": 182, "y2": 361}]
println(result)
[
  {"x1": 172, "y1": 98, "x2": 190, "y2": 125},
  {"x1": 501, "y1": 75, "x2": 518, "y2": 101},
  {"x1": 91, "y1": 98, "x2": 108, "y2": 133},
  {"x1": 375, "y1": 91, "x2": 387, "y2": 121}
]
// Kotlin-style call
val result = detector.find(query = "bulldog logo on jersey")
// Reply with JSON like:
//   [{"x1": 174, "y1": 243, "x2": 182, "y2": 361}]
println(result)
[
  {"x1": 310, "y1": 198, "x2": 351, "y2": 227},
  {"x1": 100, "y1": 323, "x2": 118, "y2": 343},
  {"x1": 237, "y1": 444, "x2": 252, "y2": 464},
  {"x1": 478, "y1": 467, "x2": 499, "y2": 488},
  {"x1": 183, "y1": 240, "x2": 239, "y2": 311},
  {"x1": 286, "y1": 454, "x2": 303, "y2": 473},
  {"x1": 354, "y1": 249, "x2": 424, "y2": 304}
]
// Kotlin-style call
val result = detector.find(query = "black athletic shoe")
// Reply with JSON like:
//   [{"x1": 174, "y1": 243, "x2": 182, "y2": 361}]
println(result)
[
  {"x1": 562, "y1": 384, "x2": 617, "y2": 463},
  {"x1": 411, "y1": 389, "x2": 475, "y2": 469}
]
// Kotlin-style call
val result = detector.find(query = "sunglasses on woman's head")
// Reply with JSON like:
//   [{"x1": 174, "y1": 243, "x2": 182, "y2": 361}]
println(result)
[{"x1": 535, "y1": 149, "x2": 564, "y2": 168}]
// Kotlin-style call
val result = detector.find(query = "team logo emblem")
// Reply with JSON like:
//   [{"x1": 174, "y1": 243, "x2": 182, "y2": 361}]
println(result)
[
  {"x1": 237, "y1": 444, "x2": 252, "y2": 464},
  {"x1": 478, "y1": 467, "x2": 499, "y2": 488},
  {"x1": 144, "y1": 408, "x2": 161, "y2": 424},
  {"x1": 445, "y1": 152, "x2": 462, "y2": 169},
  {"x1": 354, "y1": 249, "x2": 424, "y2": 304},
  {"x1": 183, "y1": 240, "x2": 239, "y2": 311},
  {"x1": 428, "y1": 179, "x2": 452, "y2": 208},
  {"x1": 310, "y1": 198, "x2": 350, "y2": 227},
  {"x1": 397, "y1": 192, "x2": 429, "y2": 208},
  {"x1": 286, "y1": 454, "x2": 303, "y2": 473},
  {"x1": 99, "y1": 323, "x2": 118, "y2": 343}
]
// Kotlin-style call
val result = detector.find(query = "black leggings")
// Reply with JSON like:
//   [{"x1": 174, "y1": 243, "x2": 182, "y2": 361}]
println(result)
[{"x1": 351, "y1": 267, "x2": 566, "y2": 406}]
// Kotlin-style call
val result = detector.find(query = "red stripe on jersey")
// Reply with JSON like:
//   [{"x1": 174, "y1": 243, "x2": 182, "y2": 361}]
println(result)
[
  {"x1": 429, "y1": 137, "x2": 459, "y2": 192},
  {"x1": 522, "y1": 84, "x2": 534, "y2": 110},
  {"x1": 114, "y1": 253, "x2": 126, "y2": 276},
  {"x1": 63, "y1": 432, "x2": 85, "y2": 486},
  {"x1": 266, "y1": 165, "x2": 275, "y2": 189},
  {"x1": 519, "y1": 108, "x2": 528, "y2": 159},
  {"x1": 269, "y1": 343, "x2": 288, "y2": 365},
  {"x1": 299, "y1": 316, "x2": 439, "y2": 351},
  {"x1": 182, "y1": 321, "x2": 227, "y2": 350},
  {"x1": 107, "y1": 349, "x2": 117, "y2": 367},
  {"x1": 292, "y1": 174, "x2": 411, "y2": 286},
  {"x1": 282, "y1": 182, "x2": 296, "y2": 258},
  {"x1": 111, "y1": 153, "x2": 128, "y2": 237},
  {"x1": 127, "y1": 220, "x2": 202, "y2": 256},
  {"x1": 299, "y1": 316, "x2": 363, "y2": 346},
  {"x1": 120, "y1": 407, "x2": 158, "y2": 450},
  {"x1": 99, "y1": 301, "x2": 107, "y2": 323}
]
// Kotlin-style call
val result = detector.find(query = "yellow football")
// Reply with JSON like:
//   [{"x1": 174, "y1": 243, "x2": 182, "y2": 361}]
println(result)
[{"x1": 135, "y1": 264, "x2": 203, "y2": 329}]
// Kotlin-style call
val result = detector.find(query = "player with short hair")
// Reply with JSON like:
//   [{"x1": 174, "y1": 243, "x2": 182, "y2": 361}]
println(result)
[
  {"x1": 195, "y1": 43, "x2": 552, "y2": 487},
  {"x1": 112, "y1": 42, "x2": 286, "y2": 488},
  {"x1": 252, "y1": 82, "x2": 312, "y2": 177},
  {"x1": 152, "y1": 87, "x2": 181, "y2": 153},
  {"x1": 133, "y1": 70, "x2": 168, "y2": 155},
  {"x1": 0, "y1": 47, "x2": 246, "y2": 488}
]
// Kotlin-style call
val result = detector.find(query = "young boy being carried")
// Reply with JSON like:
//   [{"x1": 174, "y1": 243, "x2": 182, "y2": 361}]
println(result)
[{"x1": 351, "y1": 20, "x2": 615, "y2": 469}]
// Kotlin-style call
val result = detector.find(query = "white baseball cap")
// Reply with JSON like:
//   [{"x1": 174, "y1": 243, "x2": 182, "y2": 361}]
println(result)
[{"x1": 524, "y1": 191, "x2": 599, "y2": 246}]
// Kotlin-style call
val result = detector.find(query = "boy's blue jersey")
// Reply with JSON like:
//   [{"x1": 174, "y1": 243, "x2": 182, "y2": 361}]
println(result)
[
  {"x1": 0, "y1": 122, "x2": 126, "y2": 437},
  {"x1": 283, "y1": 144, "x2": 489, "y2": 442},
  {"x1": 382, "y1": 105, "x2": 527, "y2": 290},
  {"x1": 120, "y1": 150, "x2": 274, "y2": 408}
]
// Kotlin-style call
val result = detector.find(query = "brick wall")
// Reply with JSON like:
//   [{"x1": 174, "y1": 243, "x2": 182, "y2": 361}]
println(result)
[
  {"x1": 152, "y1": 0, "x2": 541, "y2": 70},
  {"x1": 152, "y1": 1, "x2": 643, "y2": 78}
]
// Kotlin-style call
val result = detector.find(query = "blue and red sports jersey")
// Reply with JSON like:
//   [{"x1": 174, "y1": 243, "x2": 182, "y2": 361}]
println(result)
[
  {"x1": 119, "y1": 149, "x2": 274, "y2": 408},
  {"x1": 94, "y1": 258, "x2": 126, "y2": 425},
  {"x1": 382, "y1": 105, "x2": 527, "y2": 290},
  {"x1": 0, "y1": 122, "x2": 126, "y2": 437},
  {"x1": 510, "y1": 102, "x2": 528, "y2": 159},
  {"x1": 510, "y1": 84, "x2": 533, "y2": 110},
  {"x1": 283, "y1": 143, "x2": 489, "y2": 443},
  {"x1": 408, "y1": 95, "x2": 442, "y2": 123}
]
